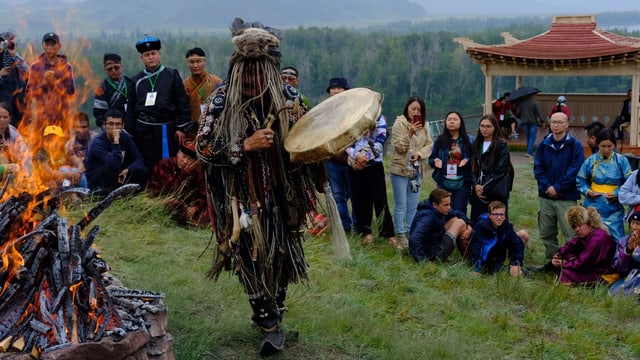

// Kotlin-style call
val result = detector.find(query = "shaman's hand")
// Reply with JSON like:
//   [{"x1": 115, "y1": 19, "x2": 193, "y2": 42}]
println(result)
[{"x1": 243, "y1": 129, "x2": 275, "y2": 152}]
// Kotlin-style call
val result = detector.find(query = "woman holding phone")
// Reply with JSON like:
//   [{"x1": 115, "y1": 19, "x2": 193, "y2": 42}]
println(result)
[{"x1": 390, "y1": 96, "x2": 433, "y2": 248}]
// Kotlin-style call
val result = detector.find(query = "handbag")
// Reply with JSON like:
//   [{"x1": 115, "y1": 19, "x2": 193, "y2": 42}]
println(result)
[{"x1": 442, "y1": 175, "x2": 464, "y2": 191}]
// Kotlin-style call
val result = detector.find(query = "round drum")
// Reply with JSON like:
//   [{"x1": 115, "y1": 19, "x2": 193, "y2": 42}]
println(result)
[{"x1": 285, "y1": 87, "x2": 382, "y2": 164}]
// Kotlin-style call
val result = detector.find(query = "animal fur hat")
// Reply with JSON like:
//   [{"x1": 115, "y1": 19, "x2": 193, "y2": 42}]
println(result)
[{"x1": 565, "y1": 206, "x2": 604, "y2": 230}]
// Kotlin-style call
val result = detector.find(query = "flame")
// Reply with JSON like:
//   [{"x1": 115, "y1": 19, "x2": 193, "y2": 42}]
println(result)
[{"x1": 0, "y1": 242, "x2": 25, "y2": 296}]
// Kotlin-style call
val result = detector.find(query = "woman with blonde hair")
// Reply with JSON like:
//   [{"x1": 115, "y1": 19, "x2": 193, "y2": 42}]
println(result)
[{"x1": 550, "y1": 206, "x2": 616, "y2": 285}]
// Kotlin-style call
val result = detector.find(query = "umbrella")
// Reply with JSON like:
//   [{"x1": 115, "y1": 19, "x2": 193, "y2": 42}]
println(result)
[{"x1": 507, "y1": 86, "x2": 540, "y2": 102}]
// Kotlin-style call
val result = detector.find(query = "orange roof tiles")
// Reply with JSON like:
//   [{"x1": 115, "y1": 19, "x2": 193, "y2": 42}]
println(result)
[{"x1": 467, "y1": 20, "x2": 640, "y2": 61}]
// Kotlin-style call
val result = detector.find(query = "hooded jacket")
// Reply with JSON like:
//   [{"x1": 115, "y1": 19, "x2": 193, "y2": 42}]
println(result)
[{"x1": 469, "y1": 213, "x2": 525, "y2": 273}]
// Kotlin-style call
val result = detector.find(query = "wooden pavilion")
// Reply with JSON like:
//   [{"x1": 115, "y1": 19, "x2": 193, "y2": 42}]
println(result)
[{"x1": 454, "y1": 15, "x2": 640, "y2": 146}]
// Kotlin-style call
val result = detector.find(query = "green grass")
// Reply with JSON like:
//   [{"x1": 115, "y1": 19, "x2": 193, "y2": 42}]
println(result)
[{"x1": 63, "y1": 156, "x2": 640, "y2": 360}]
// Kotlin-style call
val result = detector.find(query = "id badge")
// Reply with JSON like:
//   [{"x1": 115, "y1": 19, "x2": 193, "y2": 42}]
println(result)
[
  {"x1": 446, "y1": 164, "x2": 458, "y2": 177},
  {"x1": 145, "y1": 92, "x2": 157, "y2": 106},
  {"x1": 200, "y1": 104, "x2": 207, "y2": 115}
]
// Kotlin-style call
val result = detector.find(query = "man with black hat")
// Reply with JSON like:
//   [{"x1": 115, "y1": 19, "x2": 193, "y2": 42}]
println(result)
[
  {"x1": 183, "y1": 47, "x2": 222, "y2": 137},
  {"x1": 196, "y1": 18, "x2": 317, "y2": 356},
  {"x1": 127, "y1": 35, "x2": 191, "y2": 173},
  {"x1": 25, "y1": 32, "x2": 75, "y2": 137},
  {"x1": 325, "y1": 77, "x2": 357, "y2": 233},
  {"x1": 93, "y1": 53, "x2": 133, "y2": 128}
]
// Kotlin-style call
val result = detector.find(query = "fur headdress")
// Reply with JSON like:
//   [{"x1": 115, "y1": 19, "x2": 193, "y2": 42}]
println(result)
[
  {"x1": 565, "y1": 206, "x2": 605, "y2": 232},
  {"x1": 229, "y1": 18, "x2": 281, "y2": 62},
  {"x1": 215, "y1": 18, "x2": 289, "y2": 145}
]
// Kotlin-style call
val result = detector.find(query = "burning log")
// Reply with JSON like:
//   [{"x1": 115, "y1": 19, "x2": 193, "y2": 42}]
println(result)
[{"x1": 0, "y1": 184, "x2": 170, "y2": 359}]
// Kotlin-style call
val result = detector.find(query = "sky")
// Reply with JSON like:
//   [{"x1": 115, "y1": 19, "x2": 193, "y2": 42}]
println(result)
[{"x1": 411, "y1": 0, "x2": 638, "y2": 16}]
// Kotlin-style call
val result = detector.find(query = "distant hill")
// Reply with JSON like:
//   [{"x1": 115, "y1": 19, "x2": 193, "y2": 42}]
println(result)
[{"x1": 0, "y1": 0, "x2": 426, "y2": 39}]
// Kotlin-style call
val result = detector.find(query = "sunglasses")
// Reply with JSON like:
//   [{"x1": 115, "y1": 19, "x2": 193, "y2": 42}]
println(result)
[
  {"x1": 105, "y1": 64, "x2": 122, "y2": 72},
  {"x1": 7, "y1": 42, "x2": 15, "y2": 50}
]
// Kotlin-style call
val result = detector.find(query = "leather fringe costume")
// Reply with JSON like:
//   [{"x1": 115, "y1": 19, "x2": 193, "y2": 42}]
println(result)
[{"x1": 195, "y1": 18, "x2": 315, "y2": 331}]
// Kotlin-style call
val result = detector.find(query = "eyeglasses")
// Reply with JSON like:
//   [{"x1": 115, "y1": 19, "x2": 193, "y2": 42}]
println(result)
[
  {"x1": 281, "y1": 75, "x2": 297, "y2": 81},
  {"x1": 105, "y1": 121, "x2": 123, "y2": 127},
  {"x1": 105, "y1": 65, "x2": 122, "y2": 72},
  {"x1": 490, "y1": 213, "x2": 506, "y2": 218},
  {"x1": 550, "y1": 120, "x2": 565, "y2": 125}
]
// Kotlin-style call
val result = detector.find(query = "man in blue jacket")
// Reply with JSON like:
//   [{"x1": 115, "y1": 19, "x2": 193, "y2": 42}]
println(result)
[
  {"x1": 469, "y1": 201, "x2": 526, "y2": 276},
  {"x1": 534, "y1": 111, "x2": 584, "y2": 265},
  {"x1": 409, "y1": 188, "x2": 473, "y2": 262},
  {"x1": 85, "y1": 109, "x2": 147, "y2": 193}
]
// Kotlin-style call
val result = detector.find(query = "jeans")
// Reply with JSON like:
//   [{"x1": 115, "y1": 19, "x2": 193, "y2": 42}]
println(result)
[
  {"x1": 390, "y1": 173, "x2": 421, "y2": 234},
  {"x1": 327, "y1": 160, "x2": 355, "y2": 231},
  {"x1": 523, "y1": 123, "x2": 538, "y2": 156}
]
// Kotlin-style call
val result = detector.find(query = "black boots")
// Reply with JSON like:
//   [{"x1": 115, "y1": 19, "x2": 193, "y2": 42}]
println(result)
[{"x1": 259, "y1": 325, "x2": 285, "y2": 356}]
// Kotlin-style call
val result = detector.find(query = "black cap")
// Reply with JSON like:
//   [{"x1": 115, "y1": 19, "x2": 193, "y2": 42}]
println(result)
[
  {"x1": 326, "y1": 77, "x2": 350, "y2": 93},
  {"x1": 42, "y1": 32, "x2": 59, "y2": 43},
  {"x1": 630, "y1": 211, "x2": 640, "y2": 223}
]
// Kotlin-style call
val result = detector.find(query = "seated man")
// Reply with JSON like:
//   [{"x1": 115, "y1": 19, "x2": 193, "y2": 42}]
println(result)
[
  {"x1": 34, "y1": 125, "x2": 84, "y2": 188},
  {"x1": 84, "y1": 109, "x2": 147, "y2": 193},
  {"x1": 147, "y1": 139, "x2": 208, "y2": 227},
  {"x1": 409, "y1": 188, "x2": 473, "y2": 262},
  {"x1": 65, "y1": 112, "x2": 97, "y2": 184},
  {"x1": 468, "y1": 201, "x2": 528, "y2": 277}
]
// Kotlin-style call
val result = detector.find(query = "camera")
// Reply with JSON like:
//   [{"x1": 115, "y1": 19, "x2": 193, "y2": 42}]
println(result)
[{"x1": 410, "y1": 178, "x2": 421, "y2": 193}]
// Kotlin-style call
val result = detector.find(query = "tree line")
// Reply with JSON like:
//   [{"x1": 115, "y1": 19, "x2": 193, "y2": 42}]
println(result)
[{"x1": 22, "y1": 22, "x2": 638, "y2": 127}]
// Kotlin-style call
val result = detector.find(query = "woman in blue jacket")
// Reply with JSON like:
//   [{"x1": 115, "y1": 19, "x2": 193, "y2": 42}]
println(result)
[{"x1": 429, "y1": 111, "x2": 474, "y2": 214}]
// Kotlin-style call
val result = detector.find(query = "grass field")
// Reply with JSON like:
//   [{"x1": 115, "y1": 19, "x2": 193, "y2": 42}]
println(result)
[{"x1": 71, "y1": 151, "x2": 640, "y2": 359}]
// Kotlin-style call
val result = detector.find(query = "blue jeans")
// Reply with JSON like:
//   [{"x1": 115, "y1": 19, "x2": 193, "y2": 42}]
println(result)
[
  {"x1": 327, "y1": 160, "x2": 355, "y2": 231},
  {"x1": 524, "y1": 123, "x2": 538, "y2": 156},
  {"x1": 390, "y1": 173, "x2": 421, "y2": 234}
]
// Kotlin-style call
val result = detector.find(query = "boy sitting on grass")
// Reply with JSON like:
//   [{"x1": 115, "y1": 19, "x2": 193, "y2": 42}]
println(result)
[
  {"x1": 468, "y1": 200, "x2": 528, "y2": 277},
  {"x1": 409, "y1": 188, "x2": 472, "y2": 262}
]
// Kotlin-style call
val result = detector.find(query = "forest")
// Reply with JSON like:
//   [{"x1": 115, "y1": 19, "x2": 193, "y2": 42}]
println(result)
[{"x1": 22, "y1": 19, "x2": 639, "y2": 125}]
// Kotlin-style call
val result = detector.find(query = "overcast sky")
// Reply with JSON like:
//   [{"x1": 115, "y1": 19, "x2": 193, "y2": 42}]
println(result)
[{"x1": 412, "y1": 0, "x2": 638, "y2": 16}]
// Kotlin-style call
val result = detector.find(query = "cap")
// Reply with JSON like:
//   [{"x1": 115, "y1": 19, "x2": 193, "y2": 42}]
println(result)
[
  {"x1": 135, "y1": 35, "x2": 161, "y2": 53},
  {"x1": 629, "y1": 211, "x2": 640, "y2": 223},
  {"x1": 43, "y1": 125, "x2": 64, "y2": 138},
  {"x1": 180, "y1": 139, "x2": 197, "y2": 159},
  {"x1": 42, "y1": 32, "x2": 59, "y2": 43},
  {"x1": 558, "y1": 95, "x2": 566, "y2": 103},
  {"x1": 326, "y1": 77, "x2": 350, "y2": 93}
]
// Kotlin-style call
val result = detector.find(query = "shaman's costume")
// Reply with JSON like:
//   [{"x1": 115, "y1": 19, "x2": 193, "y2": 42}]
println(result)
[{"x1": 195, "y1": 18, "x2": 315, "y2": 356}]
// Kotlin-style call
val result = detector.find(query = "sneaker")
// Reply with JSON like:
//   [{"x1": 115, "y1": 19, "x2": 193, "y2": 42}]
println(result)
[
  {"x1": 259, "y1": 326, "x2": 285, "y2": 356},
  {"x1": 525, "y1": 153, "x2": 532, "y2": 158}
]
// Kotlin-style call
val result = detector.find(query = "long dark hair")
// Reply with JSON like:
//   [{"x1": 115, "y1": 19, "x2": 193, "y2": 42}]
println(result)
[
  {"x1": 402, "y1": 96, "x2": 426, "y2": 126},
  {"x1": 435, "y1": 110, "x2": 472, "y2": 151},
  {"x1": 471, "y1": 114, "x2": 508, "y2": 176}
]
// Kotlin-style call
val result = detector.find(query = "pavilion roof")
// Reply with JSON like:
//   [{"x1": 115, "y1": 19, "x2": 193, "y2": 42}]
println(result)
[{"x1": 455, "y1": 15, "x2": 640, "y2": 68}]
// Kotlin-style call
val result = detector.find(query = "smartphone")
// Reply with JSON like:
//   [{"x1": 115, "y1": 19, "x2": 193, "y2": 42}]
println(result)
[{"x1": 412, "y1": 114, "x2": 422, "y2": 125}]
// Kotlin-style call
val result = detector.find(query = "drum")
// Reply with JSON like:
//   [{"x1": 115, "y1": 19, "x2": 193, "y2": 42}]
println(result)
[{"x1": 284, "y1": 87, "x2": 383, "y2": 164}]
